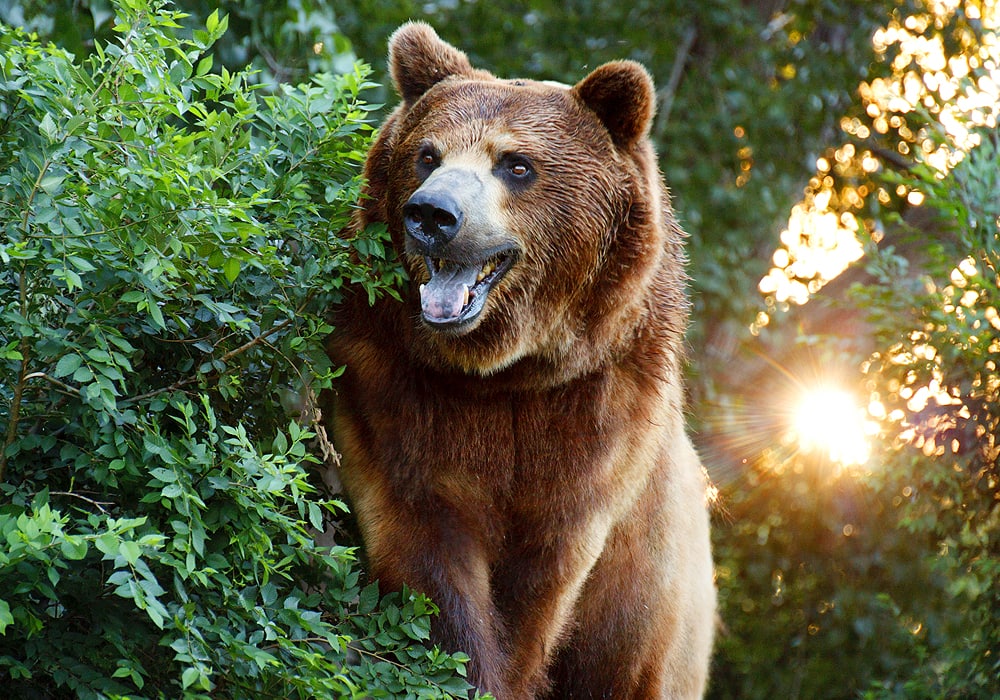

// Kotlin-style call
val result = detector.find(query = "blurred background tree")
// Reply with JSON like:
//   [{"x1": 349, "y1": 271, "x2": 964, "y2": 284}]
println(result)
[{"x1": 2, "y1": 0, "x2": 997, "y2": 697}]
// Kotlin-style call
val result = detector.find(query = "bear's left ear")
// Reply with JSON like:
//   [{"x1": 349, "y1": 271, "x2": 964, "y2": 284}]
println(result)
[
  {"x1": 573, "y1": 61, "x2": 656, "y2": 149},
  {"x1": 388, "y1": 22, "x2": 478, "y2": 105}
]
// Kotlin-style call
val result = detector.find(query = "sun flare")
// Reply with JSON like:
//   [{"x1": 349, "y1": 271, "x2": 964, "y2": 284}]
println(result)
[{"x1": 793, "y1": 387, "x2": 873, "y2": 466}]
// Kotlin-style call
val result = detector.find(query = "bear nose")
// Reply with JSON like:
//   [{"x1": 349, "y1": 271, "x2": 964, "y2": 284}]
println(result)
[{"x1": 403, "y1": 190, "x2": 464, "y2": 250}]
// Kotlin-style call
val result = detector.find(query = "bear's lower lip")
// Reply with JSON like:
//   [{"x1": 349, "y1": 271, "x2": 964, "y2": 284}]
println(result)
[{"x1": 418, "y1": 250, "x2": 517, "y2": 331}]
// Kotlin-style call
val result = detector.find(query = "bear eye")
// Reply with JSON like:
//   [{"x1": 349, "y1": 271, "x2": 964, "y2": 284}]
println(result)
[
  {"x1": 496, "y1": 153, "x2": 535, "y2": 189},
  {"x1": 416, "y1": 146, "x2": 440, "y2": 176}
]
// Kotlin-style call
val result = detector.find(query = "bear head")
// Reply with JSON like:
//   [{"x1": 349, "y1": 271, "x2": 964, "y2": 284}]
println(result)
[{"x1": 360, "y1": 22, "x2": 685, "y2": 378}]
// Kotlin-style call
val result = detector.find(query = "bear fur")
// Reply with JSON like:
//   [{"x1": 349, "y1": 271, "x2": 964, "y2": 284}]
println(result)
[{"x1": 325, "y1": 22, "x2": 716, "y2": 698}]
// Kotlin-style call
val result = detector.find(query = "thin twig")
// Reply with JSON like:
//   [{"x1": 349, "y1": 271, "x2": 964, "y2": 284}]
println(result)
[
  {"x1": 218, "y1": 316, "x2": 296, "y2": 365},
  {"x1": 122, "y1": 316, "x2": 298, "y2": 405},
  {"x1": 50, "y1": 491, "x2": 112, "y2": 513},
  {"x1": 864, "y1": 140, "x2": 914, "y2": 172},
  {"x1": 23, "y1": 372, "x2": 82, "y2": 396},
  {"x1": 657, "y1": 25, "x2": 698, "y2": 131}
]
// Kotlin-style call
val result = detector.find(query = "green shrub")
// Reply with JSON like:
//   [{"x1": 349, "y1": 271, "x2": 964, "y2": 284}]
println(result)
[
  {"x1": 0, "y1": 1, "x2": 479, "y2": 696},
  {"x1": 856, "y1": 130, "x2": 1000, "y2": 698}
]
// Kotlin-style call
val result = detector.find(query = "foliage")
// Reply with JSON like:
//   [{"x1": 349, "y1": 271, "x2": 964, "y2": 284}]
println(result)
[
  {"x1": 0, "y1": 1, "x2": 479, "y2": 697},
  {"x1": 0, "y1": 0, "x2": 355, "y2": 85},
  {"x1": 855, "y1": 130, "x2": 1000, "y2": 697}
]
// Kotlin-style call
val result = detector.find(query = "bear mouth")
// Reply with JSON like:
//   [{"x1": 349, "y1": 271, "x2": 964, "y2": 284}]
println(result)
[{"x1": 418, "y1": 250, "x2": 517, "y2": 330}]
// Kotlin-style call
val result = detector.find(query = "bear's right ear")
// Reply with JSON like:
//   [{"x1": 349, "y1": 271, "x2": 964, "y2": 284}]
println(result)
[
  {"x1": 388, "y1": 22, "x2": 476, "y2": 105},
  {"x1": 574, "y1": 60, "x2": 656, "y2": 149}
]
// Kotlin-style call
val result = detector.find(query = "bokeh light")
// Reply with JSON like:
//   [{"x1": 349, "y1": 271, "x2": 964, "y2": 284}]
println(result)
[{"x1": 753, "y1": 0, "x2": 1000, "y2": 333}]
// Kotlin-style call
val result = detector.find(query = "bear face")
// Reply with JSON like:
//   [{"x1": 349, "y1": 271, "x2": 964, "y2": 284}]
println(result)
[{"x1": 369, "y1": 23, "x2": 677, "y2": 377}]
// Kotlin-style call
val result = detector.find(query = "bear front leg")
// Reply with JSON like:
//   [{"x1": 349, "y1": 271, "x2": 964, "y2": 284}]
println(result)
[
  {"x1": 333, "y1": 404, "x2": 512, "y2": 695},
  {"x1": 490, "y1": 513, "x2": 616, "y2": 698},
  {"x1": 545, "y1": 460, "x2": 716, "y2": 699},
  {"x1": 357, "y1": 492, "x2": 511, "y2": 697}
]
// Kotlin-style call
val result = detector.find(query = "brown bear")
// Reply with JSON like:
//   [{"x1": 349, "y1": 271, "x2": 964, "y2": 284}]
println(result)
[{"x1": 325, "y1": 22, "x2": 716, "y2": 699}]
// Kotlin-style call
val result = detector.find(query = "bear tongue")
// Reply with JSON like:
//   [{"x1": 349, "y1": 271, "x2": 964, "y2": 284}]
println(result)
[{"x1": 419, "y1": 262, "x2": 481, "y2": 321}]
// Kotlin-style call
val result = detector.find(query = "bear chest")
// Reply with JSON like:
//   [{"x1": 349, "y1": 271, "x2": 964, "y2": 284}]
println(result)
[{"x1": 341, "y1": 362, "x2": 655, "y2": 502}]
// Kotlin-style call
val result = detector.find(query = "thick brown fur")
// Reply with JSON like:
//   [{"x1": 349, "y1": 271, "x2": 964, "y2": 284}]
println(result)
[{"x1": 325, "y1": 22, "x2": 715, "y2": 698}]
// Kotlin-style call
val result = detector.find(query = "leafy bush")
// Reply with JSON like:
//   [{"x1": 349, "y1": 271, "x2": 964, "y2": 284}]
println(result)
[
  {"x1": 3, "y1": 0, "x2": 356, "y2": 86},
  {"x1": 855, "y1": 129, "x2": 1000, "y2": 698},
  {"x1": 0, "y1": 1, "x2": 480, "y2": 696}
]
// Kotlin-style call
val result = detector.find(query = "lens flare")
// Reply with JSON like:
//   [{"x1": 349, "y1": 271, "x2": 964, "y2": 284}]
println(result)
[{"x1": 793, "y1": 387, "x2": 872, "y2": 466}]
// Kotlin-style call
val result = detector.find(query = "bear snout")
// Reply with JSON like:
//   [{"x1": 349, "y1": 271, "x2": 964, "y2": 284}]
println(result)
[{"x1": 403, "y1": 187, "x2": 464, "y2": 253}]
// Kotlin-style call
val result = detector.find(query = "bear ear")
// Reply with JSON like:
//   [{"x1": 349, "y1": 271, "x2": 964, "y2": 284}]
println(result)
[
  {"x1": 573, "y1": 61, "x2": 656, "y2": 149},
  {"x1": 388, "y1": 22, "x2": 477, "y2": 105}
]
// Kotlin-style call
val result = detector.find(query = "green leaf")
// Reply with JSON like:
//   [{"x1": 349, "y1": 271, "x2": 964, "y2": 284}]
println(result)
[
  {"x1": 0, "y1": 599, "x2": 13, "y2": 634},
  {"x1": 196, "y1": 55, "x2": 213, "y2": 77},
  {"x1": 39, "y1": 113, "x2": 58, "y2": 142},
  {"x1": 181, "y1": 666, "x2": 200, "y2": 689},
  {"x1": 145, "y1": 293, "x2": 165, "y2": 329},
  {"x1": 54, "y1": 353, "x2": 83, "y2": 378},
  {"x1": 119, "y1": 540, "x2": 142, "y2": 565},
  {"x1": 358, "y1": 582, "x2": 379, "y2": 614},
  {"x1": 85, "y1": 348, "x2": 112, "y2": 363},
  {"x1": 261, "y1": 581, "x2": 277, "y2": 605},
  {"x1": 95, "y1": 533, "x2": 119, "y2": 556},
  {"x1": 308, "y1": 502, "x2": 323, "y2": 530},
  {"x1": 223, "y1": 256, "x2": 241, "y2": 283},
  {"x1": 272, "y1": 431, "x2": 288, "y2": 454},
  {"x1": 60, "y1": 537, "x2": 88, "y2": 560},
  {"x1": 120, "y1": 290, "x2": 145, "y2": 304},
  {"x1": 71, "y1": 364, "x2": 94, "y2": 383},
  {"x1": 39, "y1": 174, "x2": 64, "y2": 194},
  {"x1": 149, "y1": 467, "x2": 177, "y2": 483}
]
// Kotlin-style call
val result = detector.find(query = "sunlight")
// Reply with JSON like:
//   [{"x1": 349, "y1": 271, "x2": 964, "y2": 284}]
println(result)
[
  {"x1": 793, "y1": 387, "x2": 873, "y2": 466},
  {"x1": 753, "y1": 0, "x2": 1000, "y2": 331}
]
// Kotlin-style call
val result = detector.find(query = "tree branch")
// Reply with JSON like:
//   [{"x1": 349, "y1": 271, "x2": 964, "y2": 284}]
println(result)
[
  {"x1": 50, "y1": 490, "x2": 113, "y2": 513},
  {"x1": 657, "y1": 25, "x2": 698, "y2": 132},
  {"x1": 1, "y1": 269, "x2": 30, "y2": 483},
  {"x1": 23, "y1": 372, "x2": 82, "y2": 396},
  {"x1": 122, "y1": 316, "x2": 298, "y2": 405},
  {"x1": 865, "y1": 140, "x2": 913, "y2": 172}
]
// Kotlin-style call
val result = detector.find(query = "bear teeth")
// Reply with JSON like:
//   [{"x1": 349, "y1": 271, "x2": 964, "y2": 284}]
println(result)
[
  {"x1": 477, "y1": 261, "x2": 495, "y2": 283},
  {"x1": 424, "y1": 255, "x2": 503, "y2": 285}
]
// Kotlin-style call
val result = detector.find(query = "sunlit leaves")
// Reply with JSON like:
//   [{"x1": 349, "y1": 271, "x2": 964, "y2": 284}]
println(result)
[
  {"x1": 758, "y1": 2, "x2": 1000, "y2": 323},
  {"x1": 848, "y1": 81, "x2": 1000, "y2": 700}
]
